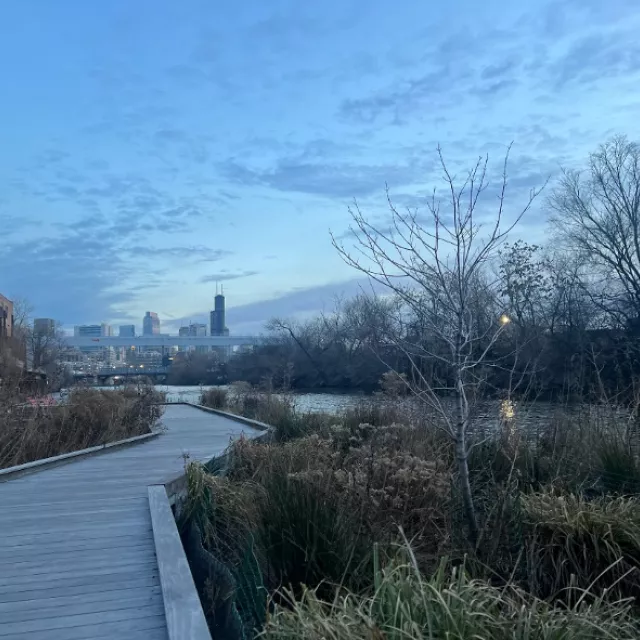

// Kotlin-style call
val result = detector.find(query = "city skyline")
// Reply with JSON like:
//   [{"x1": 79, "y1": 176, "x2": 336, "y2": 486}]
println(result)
[
  {"x1": 1, "y1": 1, "x2": 639, "y2": 335},
  {"x1": 68, "y1": 292, "x2": 230, "y2": 337}
]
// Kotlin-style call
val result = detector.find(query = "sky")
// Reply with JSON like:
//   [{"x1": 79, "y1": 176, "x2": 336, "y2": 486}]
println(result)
[{"x1": 1, "y1": 0, "x2": 639, "y2": 335}]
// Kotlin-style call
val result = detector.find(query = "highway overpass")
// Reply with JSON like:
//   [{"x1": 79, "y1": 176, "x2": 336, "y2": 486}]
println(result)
[{"x1": 65, "y1": 335, "x2": 259, "y2": 349}]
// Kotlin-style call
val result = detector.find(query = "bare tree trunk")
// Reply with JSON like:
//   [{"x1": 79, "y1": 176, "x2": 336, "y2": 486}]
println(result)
[{"x1": 455, "y1": 369, "x2": 478, "y2": 545}]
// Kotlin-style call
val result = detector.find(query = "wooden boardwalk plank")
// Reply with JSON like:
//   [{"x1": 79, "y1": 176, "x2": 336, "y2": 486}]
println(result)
[
  {"x1": 0, "y1": 585, "x2": 163, "y2": 616},
  {"x1": 0, "y1": 614, "x2": 168, "y2": 640},
  {"x1": 0, "y1": 575, "x2": 161, "y2": 603},
  {"x1": 0, "y1": 601, "x2": 165, "y2": 635},
  {"x1": 1, "y1": 591, "x2": 163, "y2": 624},
  {"x1": 0, "y1": 404, "x2": 259, "y2": 638}
]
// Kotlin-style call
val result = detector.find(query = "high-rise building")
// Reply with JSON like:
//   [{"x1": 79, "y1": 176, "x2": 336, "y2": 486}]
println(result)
[
  {"x1": 188, "y1": 323, "x2": 207, "y2": 336},
  {"x1": 210, "y1": 291, "x2": 228, "y2": 336},
  {"x1": 74, "y1": 324, "x2": 112, "y2": 337},
  {"x1": 0, "y1": 293, "x2": 13, "y2": 338},
  {"x1": 179, "y1": 323, "x2": 208, "y2": 352},
  {"x1": 73, "y1": 324, "x2": 113, "y2": 361},
  {"x1": 119, "y1": 324, "x2": 136, "y2": 338},
  {"x1": 143, "y1": 312, "x2": 160, "y2": 336},
  {"x1": 34, "y1": 318, "x2": 56, "y2": 337}
]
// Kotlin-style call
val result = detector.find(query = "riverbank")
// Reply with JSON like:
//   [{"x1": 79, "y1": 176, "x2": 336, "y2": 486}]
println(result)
[{"x1": 182, "y1": 386, "x2": 640, "y2": 638}]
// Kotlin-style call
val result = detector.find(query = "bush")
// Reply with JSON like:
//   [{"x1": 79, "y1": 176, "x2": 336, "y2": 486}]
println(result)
[
  {"x1": 597, "y1": 439, "x2": 640, "y2": 495},
  {"x1": 226, "y1": 426, "x2": 451, "y2": 570},
  {"x1": 0, "y1": 385, "x2": 164, "y2": 469},
  {"x1": 522, "y1": 490, "x2": 640, "y2": 600},
  {"x1": 340, "y1": 401, "x2": 409, "y2": 431},
  {"x1": 261, "y1": 550, "x2": 640, "y2": 640},
  {"x1": 200, "y1": 387, "x2": 228, "y2": 410},
  {"x1": 258, "y1": 469, "x2": 374, "y2": 596},
  {"x1": 182, "y1": 460, "x2": 373, "y2": 637},
  {"x1": 225, "y1": 386, "x2": 335, "y2": 441},
  {"x1": 182, "y1": 465, "x2": 267, "y2": 637}
]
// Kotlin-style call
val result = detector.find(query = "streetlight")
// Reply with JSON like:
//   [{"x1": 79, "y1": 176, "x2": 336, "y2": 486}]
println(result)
[{"x1": 499, "y1": 314, "x2": 511, "y2": 325}]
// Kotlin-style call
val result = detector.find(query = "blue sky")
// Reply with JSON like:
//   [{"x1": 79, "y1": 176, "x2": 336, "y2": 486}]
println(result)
[{"x1": 1, "y1": 0, "x2": 639, "y2": 334}]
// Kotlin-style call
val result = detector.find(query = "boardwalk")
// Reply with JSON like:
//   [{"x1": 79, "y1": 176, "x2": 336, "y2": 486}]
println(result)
[{"x1": 0, "y1": 404, "x2": 256, "y2": 639}]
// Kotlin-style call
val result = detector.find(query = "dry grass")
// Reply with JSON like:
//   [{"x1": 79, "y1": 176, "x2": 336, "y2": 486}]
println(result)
[
  {"x1": 261, "y1": 549, "x2": 640, "y2": 640},
  {"x1": 225, "y1": 424, "x2": 451, "y2": 563},
  {"x1": 0, "y1": 385, "x2": 165, "y2": 469},
  {"x1": 523, "y1": 490, "x2": 640, "y2": 601}
]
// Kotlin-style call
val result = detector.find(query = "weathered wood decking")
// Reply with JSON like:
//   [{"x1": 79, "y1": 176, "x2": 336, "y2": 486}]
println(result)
[{"x1": 0, "y1": 404, "x2": 256, "y2": 639}]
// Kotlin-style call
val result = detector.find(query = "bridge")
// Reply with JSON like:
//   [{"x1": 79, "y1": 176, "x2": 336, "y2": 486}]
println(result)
[
  {"x1": 73, "y1": 366, "x2": 171, "y2": 383},
  {"x1": 66, "y1": 335, "x2": 259, "y2": 349},
  {"x1": 0, "y1": 404, "x2": 263, "y2": 639}
]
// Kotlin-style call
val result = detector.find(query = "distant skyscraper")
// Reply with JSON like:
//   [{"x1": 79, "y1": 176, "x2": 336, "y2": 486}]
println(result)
[
  {"x1": 210, "y1": 289, "x2": 228, "y2": 336},
  {"x1": 143, "y1": 312, "x2": 160, "y2": 336},
  {"x1": 119, "y1": 324, "x2": 135, "y2": 338},
  {"x1": 34, "y1": 318, "x2": 56, "y2": 337},
  {"x1": 188, "y1": 323, "x2": 207, "y2": 337},
  {"x1": 0, "y1": 293, "x2": 13, "y2": 338},
  {"x1": 73, "y1": 324, "x2": 113, "y2": 360},
  {"x1": 74, "y1": 324, "x2": 112, "y2": 337},
  {"x1": 178, "y1": 326, "x2": 189, "y2": 337}
]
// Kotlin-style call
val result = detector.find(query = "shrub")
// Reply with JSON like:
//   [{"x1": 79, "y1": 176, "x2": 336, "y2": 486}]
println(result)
[
  {"x1": 181, "y1": 465, "x2": 267, "y2": 637},
  {"x1": 225, "y1": 386, "x2": 336, "y2": 441},
  {"x1": 340, "y1": 402, "x2": 409, "y2": 431},
  {"x1": 258, "y1": 469, "x2": 374, "y2": 596},
  {"x1": 200, "y1": 387, "x2": 229, "y2": 410},
  {"x1": 522, "y1": 490, "x2": 640, "y2": 600},
  {"x1": 597, "y1": 439, "x2": 640, "y2": 495},
  {"x1": 182, "y1": 458, "x2": 373, "y2": 635},
  {"x1": 261, "y1": 550, "x2": 640, "y2": 640},
  {"x1": 225, "y1": 427, "x2": 451, "y2": 568}
]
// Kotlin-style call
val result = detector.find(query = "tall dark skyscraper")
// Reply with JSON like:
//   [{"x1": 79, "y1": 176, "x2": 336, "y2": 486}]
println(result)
[
  {"x1": 209, "y1": 289, "x2": 228, "y2": 336},
  {"x1": 143, "y1": 311, "x2": 160, "y2": 336}
]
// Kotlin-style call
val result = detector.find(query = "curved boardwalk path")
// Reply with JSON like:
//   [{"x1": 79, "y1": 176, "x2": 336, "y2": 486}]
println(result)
[{"x1": 0, "y1": 404, "x2": 255, "y2": 639}]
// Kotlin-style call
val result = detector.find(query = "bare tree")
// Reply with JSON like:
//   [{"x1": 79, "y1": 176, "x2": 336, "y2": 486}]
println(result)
[
  {"x1": 28, "y1": 323, "x2": 64, "y2": 369},
  {"x1": 499, "y1": 241, "x2": 552, "y2": 334},
  {"x1": 11, "y1": 297, "x2": 33, "y2": 337},
  {"x1": 332, "y1": 146, "x2": 544, "y2": 543},
  {"x1": 549, "y1": 136, "x2": 640, "y2": 327}
]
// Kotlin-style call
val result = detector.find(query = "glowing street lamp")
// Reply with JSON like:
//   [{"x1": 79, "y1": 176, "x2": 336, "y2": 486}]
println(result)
[{"x1": 499, "y1": 314, "x2": 511, "y2": 326}]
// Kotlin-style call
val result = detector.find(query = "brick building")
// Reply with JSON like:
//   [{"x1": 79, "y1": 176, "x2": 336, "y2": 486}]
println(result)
[{"x1": 0, "y1": 293, "x2": 13, "y2": 338}]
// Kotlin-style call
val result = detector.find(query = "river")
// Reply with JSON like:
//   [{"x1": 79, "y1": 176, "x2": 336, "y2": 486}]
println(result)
[
  {"x1": 154, "y1": 384, "x2": 631, "y2": 436},
  {"x1": 156, "y1": 385, "x2": 369, "y2": 413}
]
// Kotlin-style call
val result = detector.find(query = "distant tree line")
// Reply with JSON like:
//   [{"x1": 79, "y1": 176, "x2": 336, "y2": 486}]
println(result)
[{"x1": 225, "y1": 137, "x2": 640, "y2": 405}]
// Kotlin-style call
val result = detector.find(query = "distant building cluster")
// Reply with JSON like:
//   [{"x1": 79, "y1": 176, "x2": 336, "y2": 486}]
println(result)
[
  {"x1": 1, "y1": 289, "x2": 234, "y2": 375},
  {"x1": 66, "y1": 290, "x2": 231, "y2": 368}
]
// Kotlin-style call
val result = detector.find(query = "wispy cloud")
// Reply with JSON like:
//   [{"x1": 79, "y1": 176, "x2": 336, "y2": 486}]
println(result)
[{"x1": 200, "y1": 270, "x2": 259, "y2": 283}]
